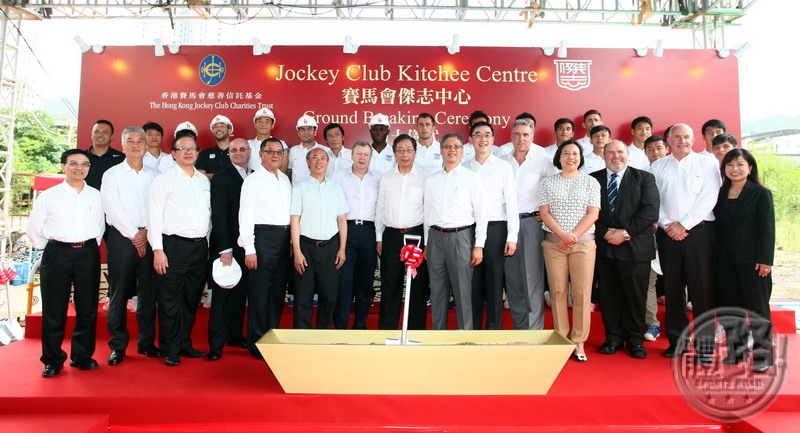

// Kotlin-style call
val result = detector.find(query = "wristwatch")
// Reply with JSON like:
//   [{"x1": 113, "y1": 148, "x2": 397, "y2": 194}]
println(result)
[{"x1": 622, "y1": 229, "x2": 631, "y2": 241}]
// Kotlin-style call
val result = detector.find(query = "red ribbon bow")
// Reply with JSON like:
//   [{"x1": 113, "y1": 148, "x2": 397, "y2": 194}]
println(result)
[{"x1": 399, "y1": 244, "x2": 424, "y2": 278}]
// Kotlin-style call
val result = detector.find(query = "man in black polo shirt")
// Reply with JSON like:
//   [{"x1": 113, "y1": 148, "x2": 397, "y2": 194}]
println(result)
[
  {"x1": 196, "y1": 114, "x2": 233, "y2": 180},
  {"x1": 85, "y1": 119, "x2": 125, "y2": 190}
]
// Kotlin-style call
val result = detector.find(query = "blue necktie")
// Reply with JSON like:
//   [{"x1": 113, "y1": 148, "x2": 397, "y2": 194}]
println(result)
[{"x1": 608, "y1": 173, "x2": 618, "y2": 213}]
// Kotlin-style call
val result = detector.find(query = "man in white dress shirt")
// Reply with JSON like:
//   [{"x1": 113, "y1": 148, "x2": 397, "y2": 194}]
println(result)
[
  {"x1": 367, "y1": 113, "x2": 396, "y2": 174},
  {"x1": 502, "y1": 119, "x2": 553, "y2": 330},
  {"x1": 413, "y1": 112, "x2": 442, "y2": 174},
  {"x1": 424, "y1": 132, "x2": 488, "y2": 330},
  {"x1": 650, "y1": 123, "x2": 721, "y2": 364},
  {"x1": 288, "y1": 114, "x2": 329, "y2": 186},
  {"x1": 324, "y1": 123, "x2": 353, "y2": 175},
  {"x1": 375, "y1": 134, "x2": 430, "y2": 330},
  {"x1": 698, "y1": 119, "x2": 726, "y2": 158},
  {"x1": 464, "y1": 122, "x2": 519, "y2": 330},
  {"x1": 290, "y1": 148, "x2": 349, "y2": 329},
  {"x1": 239, "y1": 137, "x2": 292, "y2": 358},
  {"x1": 576, "y1": 109, "x2": 603, "y2": 155},
  {"x1": 331, "y1": 142, "x2": 380, "y2": 329},
  {"x1": 627, "y1": 116, "x2": 653, "y2": 170},
  {"x1": 29, "y1": 149, "x2": 105, "y2": 378},
  {"x1": 148, "y1": 135, "x2": 211, "y2": 367},
  {"x1": 101, "y1": 127, "x2": 159, "y2": 366},
  {"x1": 142, "y1": 122, "x2": 171, "y2": 173},
  {"x1": 496, "y1": 112, "x2": 538, "y2": 158},
  {"x1": 543, "y1": 118, "x2": 575, "y2": 159},
  {"x1": 248, "y1": 108, "x2": 289, "y2": 175},
  {"x1": 582, "y1": 125, "x2": 610, "y2": 174}
]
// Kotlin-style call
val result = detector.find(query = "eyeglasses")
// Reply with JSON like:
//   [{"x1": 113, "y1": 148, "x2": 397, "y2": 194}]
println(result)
[
  {"x1": 173, "y1": 147, "x2": 199, "y2": 153},
  {"x1": 262, "y1": 149, "x2": 285, "y2": 156},
  {"x1": 65, "y1": 161, "x2": 91, "y2": 168},
  {"x1": 471, "y1": 133, "x2": 493, "y2": 139},
  {"x1": 441, "y1": 144, "x2": 463, "y2": 150},
  {"x1": 229, "y1": 147, "x2": 249, "y2": 153},
  {"x1": 395, "y1": 148, "x2": 415, "y2": 154}
]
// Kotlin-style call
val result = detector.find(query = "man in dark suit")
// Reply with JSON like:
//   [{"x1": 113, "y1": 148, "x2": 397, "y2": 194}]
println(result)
[
  {"x1": 207, "y1": 138, "x2": 251, "y2": 360},
  {"x1": 590, "y1": 140, "x2": 660, "y2": 359}
]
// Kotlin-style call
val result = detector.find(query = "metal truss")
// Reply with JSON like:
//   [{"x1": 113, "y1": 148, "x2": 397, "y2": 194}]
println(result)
[{"x1": 0, "y1": 9, "x2": 21, "y2": 255}]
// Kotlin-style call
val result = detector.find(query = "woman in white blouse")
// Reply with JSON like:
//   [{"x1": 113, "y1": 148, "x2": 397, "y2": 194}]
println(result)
[{"x1": 539, "y1": 140, "x2": 601, "y2": 362}]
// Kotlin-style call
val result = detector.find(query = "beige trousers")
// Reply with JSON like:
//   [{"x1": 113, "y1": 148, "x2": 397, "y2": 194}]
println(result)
[{"x1": 542, "y1": 240, "x2": 596, "y2": 353}]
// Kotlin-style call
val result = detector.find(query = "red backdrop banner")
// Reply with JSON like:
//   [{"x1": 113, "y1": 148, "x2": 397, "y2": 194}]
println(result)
[{"x1": 79, "y1": 45, "x2": 740, "y2": 152}]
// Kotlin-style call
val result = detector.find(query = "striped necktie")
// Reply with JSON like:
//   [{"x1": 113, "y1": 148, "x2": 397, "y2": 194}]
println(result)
[{"x1": 608, "y1": 173, "x2": 618, "y2": 213}]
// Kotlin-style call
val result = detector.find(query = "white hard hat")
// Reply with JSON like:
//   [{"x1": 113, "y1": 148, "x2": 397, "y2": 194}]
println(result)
[
  {"x1": 212, "y1": 258, "x2": 242, "y2": 289},
  {"x1": 253, "y1": 108, "x2": 275, "y2": 124},
  {"x1": 296, "y1": 114, "x2": 318, "y2": 129},
  {"x1": 369, "y1": 113, "x2": 390, "y2": 128},
  {"x1": 210, "y1": 114, "x2": 234, "y2": 134},
  {"x1": 174, "y1": 121, "x2": 198, "y2": 139}
]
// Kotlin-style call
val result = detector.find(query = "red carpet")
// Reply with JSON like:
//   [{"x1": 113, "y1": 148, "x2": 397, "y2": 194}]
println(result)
[{"x1": 2, "y1": 305, "x2": 797, "y2": 432}]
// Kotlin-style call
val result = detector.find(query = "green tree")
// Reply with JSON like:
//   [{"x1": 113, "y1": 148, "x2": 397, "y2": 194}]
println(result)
[{"x1": 10, "y1": 110, "x2": 72, "y2": 174}]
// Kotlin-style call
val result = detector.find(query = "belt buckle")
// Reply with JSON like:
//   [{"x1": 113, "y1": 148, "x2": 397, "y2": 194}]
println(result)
[
  {"x1": 398, "y1": 227, "x2": 409, "y2": 233},
  {"x1": 71, "y1": 242, "x2": 83, "y2": 249},
  {"x1": 355, "y1": 219, "x2": 364, "y2": 225}
]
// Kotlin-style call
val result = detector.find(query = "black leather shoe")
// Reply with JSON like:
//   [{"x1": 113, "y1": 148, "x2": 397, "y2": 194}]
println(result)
[
  {"x1": 164, "y1": 356, "x2": 181, "y2": 367},
  {"x1": 628, "y1": 344, "x2": 647, "y2": 359},
  {"x1": 42, "y1": 363, "x2": 63, "y2": 378},
  {"x1": 108, "y1": 349, "x2": 125, "y2": 366},
  {"x1": 179, "y1": 347, "x2": 206, "y2": 358},
  {"x1": 69, "y1": 358, "x2": 99, "y2": 371},
  {"x1": 137, "y1": 346, "x2": 161, "y2": 358},
  {"x1": 226, "y1": 339, "x2": 247, "y2": 348},
  {"x1": 598, "y1": 341, "x2": 623, "y2": 355},
  {"x1": 662, "y1": 344, "x2": 687, "y2": 358},
  {"x1": 695, "y1": 353, "x2": 714, "y2": 366},
  {"x1": 208, "y1": 348, "x2": 223, "y2": 361},
  {"x1": 752, "y1": 359, "x2": 771, "y2": 373}
]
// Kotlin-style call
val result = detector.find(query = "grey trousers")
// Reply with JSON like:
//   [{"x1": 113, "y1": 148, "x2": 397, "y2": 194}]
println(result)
[
  {"x1": 504, "y1": 217, "x2": 546, "y2": 330},
  {"x1": 428, "y1": 227, "x2": 474, "y2": 330}
]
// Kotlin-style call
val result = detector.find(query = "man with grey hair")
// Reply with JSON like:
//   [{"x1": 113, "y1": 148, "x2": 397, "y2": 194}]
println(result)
[
  {"x1": 650, "y1": 123, "x2": 720, "y2": 364},
  {"x1": 101, "y1": 126, "x2": 159, "y2": 365},
  {"x1": 331, "y1": 141, "x2": 379, "y2": 329},
  {"x1": 291, "y1": 147, "x2": 349, "y2": 329},
  {"x1": 502, "y1": 118, "x2": 553, "y2": 330}
]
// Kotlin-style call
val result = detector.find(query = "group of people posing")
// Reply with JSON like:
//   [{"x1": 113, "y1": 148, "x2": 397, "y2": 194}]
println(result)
[{"x1": 28, "y1": 107, "x2": 775, "y2": 378}]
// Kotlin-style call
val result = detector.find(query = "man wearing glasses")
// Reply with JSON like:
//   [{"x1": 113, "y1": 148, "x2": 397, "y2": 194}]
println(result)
[
  {"x1": 148, "y1": 135, "x2": 211, "y2": 367},
  {"x1": 239, "y1": 138, "x2": 292, "y2": 358},
  {"x1": 207, "y1": 138, "x2": 252, "y2": 360},
  {"x1": 29, "y1": 149, "x2": 105, "y2": 377},
  {"x1": 464, "y1": 122, "x2": 518, "y2": 330},
  {"x1": 424, "y1": 132, "x2": 487, "y2": 330}
]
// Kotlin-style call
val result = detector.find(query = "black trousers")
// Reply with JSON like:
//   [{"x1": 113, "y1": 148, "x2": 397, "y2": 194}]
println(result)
[
  {"x1": 472, "y1": 221, "x2": 507, "y2": 330},
  {"x1": 335, "y1": 221, "x2": 377, "y2": 329},
  {"x1": 39, "y1": 240, "x2": 100, "y2": 365},
  {"x1": 247, "y1": 227, "x2": 291, "y2": 353},
  {"x1": 106, "y1": 226, "x2": 157, "y2": 351},
  {"x1": 715, "y1": 254, "x2": 773, "y2": 363},
  {"x1": 597, "y1": 257, "x2": 650, "y2": 346},
  {"x1": 378, "y1": 226, "x2": 429, "y2": 330},
  {"x1": 156, "y1": 235, "x2": 208, "y2": 358},
  {"x1": 207, "y1": 248, "x2": 248, "y2": 351},
  {"x1": 294, "y1": 235, "x2": 340, "y2": 329},
  {"x1": 657, "y1": 223, "x2": 715, "y2": 353}
]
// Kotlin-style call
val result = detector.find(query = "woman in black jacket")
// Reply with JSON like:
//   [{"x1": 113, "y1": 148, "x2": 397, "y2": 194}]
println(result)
[{"x1": 714, "y1": 148, "x2": 775, "y2": 373}]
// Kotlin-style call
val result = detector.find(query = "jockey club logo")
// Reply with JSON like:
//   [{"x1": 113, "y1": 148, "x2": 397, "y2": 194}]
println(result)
[
  {"x1": 554, "y1": 59, "x2": 592, "y2": 91},
  {"x1": 199, "y1": 54, "x2": 226, "y2": 87}
]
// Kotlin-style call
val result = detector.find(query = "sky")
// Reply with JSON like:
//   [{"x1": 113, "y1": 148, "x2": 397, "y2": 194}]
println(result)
[{"x1": 15, "y1": 0, "x2": 800, "y2": 124}]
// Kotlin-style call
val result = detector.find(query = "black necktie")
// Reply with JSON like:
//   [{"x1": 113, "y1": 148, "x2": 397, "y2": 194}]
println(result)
[{"x1": 608, "y1": 173, "x2": 618, "y2": 213}]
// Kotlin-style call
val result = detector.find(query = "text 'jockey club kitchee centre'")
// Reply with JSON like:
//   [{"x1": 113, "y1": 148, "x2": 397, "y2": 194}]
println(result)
[{"x1": 78, "y1": 45, "x2": 740, "y2": 150}]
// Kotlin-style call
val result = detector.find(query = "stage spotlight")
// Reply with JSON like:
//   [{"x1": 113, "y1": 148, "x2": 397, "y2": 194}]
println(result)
[
  {"x1": 542, "y1": 46, "x2": 555, "y2": 56},
  {"x1": 343, "y1": 36, "x2": 359, "y2": 54},
  {"x1": 154, "y1": 39, "x2": 165, "y2": 57},
  {"x1": 73, "y1": 35, "x2": 90, "y2": 53},
  {"x1": 92, "y1": 45, "x2": 104, "y2": 54},
  {"x1": 447, "y1": 34, "x2": 461, "y2": 55},
  {"x1": 168, "y1": 44, "x2": 180, "y2": 55},
  {"x1": 556, "y1": 40, "x2": 568, "y2": 58},
  {"x1": 733, "y1": 42, "x2": 751, "y2": 58},
  {"x1": 253, "y1": 38, "x2": 271, "y2": 56}
]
